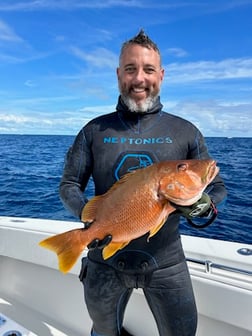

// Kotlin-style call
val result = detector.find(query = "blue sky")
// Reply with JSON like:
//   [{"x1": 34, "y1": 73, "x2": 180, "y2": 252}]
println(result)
[{"x1": 0, "y1": 0, "x2": 251, "y2": 137}]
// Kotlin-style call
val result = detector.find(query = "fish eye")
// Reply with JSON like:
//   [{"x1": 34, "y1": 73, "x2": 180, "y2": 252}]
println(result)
[{"x1": 177, "y1": 163, "x2": 188, "y2": 171}]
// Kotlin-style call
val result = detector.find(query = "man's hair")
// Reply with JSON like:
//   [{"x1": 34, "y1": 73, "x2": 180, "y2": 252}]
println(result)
[{"x1": 119, "y1": 29, "x2": 161, "y2": 64}]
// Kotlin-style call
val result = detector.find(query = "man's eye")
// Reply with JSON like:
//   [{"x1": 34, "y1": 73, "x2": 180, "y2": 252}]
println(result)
[
  {"x1": 145, "y1": 68, "x2": 155, "y2": 74},
  {"x1": 125, "y1": 67, "x2": 135, "y2": 73}
]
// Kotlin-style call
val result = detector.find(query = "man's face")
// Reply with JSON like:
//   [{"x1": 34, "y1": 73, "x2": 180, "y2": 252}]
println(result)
[{"x1": 117, "y1": 44, "x2": 164, "y2": 113}]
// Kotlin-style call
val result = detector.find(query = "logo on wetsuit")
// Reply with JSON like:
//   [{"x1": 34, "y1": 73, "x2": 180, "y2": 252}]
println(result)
[
  {"x1": 103, "y1": 136, "x2": 173, "y2": 181},
  {"x1": 114, "y1": 153, "x2": 154, "y2": 180},
  {"x1": 104, "y1": 136, "x2": 172, "y2": 145}
]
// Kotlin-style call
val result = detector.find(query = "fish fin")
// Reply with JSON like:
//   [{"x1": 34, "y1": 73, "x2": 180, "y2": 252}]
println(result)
[
  {"x1": 82, "y1": 171, "x2": 137, "y2": 222},
  {"x1": 81, "y1": 195, "x2": 103, "y2": 222},
  {"x1": 148, "y1": 217, "x2": 167, "y2": 239},
  {"x1": 102, "y1": 170, "x2": 137, "y2": 194},
  {"x1": 102, "y1": 241, "x2": 130, "y2": 260},
  {"x1": 39, "y1": 229, "x2": 87, "y2": 274}
]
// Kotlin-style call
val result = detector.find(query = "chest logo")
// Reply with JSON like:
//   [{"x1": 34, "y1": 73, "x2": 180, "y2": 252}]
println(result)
[{"x1": 114, "y1": 153, "x2": 154, "y2": 180}]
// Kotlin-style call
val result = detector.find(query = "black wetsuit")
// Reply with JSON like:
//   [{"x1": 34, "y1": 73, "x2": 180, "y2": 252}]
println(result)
[{"x1": 60, "y1": 96, "x2": 227, "y2": 336}]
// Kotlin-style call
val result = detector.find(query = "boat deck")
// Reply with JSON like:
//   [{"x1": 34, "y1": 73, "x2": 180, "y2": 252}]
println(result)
[
  {"x1": 0, "y1": 296, "x2": 68, "y2": 336},
  {"x1": 1, "y1": 217, "x2": 252, "y2": 336}
]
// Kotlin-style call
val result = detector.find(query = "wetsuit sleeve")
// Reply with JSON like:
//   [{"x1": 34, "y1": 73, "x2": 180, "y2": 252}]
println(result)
[
  {"x1": 59, "y1": 128, "x2": 93, "y2": 219},
  {"x1": 204, "y1": 176, "x2": 227, "y2": 207},
  {"x1": 189, "y1": 130, "x2": 227, "y2": 207}
]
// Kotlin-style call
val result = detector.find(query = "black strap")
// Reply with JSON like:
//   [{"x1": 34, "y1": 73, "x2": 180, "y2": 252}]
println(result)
[{"x1": 186, "y1": 202, "x2": 218, "y2": 229}]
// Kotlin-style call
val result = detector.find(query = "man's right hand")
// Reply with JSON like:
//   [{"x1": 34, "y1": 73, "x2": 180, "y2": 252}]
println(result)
[{"x1": 87, "y1": 235, "x2": 112, "y2": 250}]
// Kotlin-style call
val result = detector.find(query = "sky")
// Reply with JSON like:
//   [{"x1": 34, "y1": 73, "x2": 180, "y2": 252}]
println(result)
[{"x1": 0, "y1": 0, "x2": 252, "y2": 137}]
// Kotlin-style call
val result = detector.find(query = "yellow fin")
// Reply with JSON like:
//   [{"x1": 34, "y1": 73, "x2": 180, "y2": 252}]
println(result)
[
  {"x1": 148, "y1": 218, "x2": 167, "y2": 239},
  {"x1": 102, "y1": 241, "x2": 130, "y2": 260},
  {"x1": 148, "y1": 202, "x2": 176, "y2": 240},
  {"x1": 39, "y1": 229, "x2": 87, "y2": 274}
]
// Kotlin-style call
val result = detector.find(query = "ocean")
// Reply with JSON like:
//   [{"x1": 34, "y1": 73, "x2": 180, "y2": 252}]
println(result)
[{"x1": 0, "y1": 134, "x2": 251, "y2": 244}]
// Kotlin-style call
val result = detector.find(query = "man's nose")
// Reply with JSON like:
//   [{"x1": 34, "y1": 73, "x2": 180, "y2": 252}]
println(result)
[{"x1": 133, "y1": 68, "x2": 145, "y2": 82}]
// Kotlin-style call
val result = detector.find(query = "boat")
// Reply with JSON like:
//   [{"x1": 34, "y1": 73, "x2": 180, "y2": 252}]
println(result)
[{"x1": 0, "y1": 216, "x2": 251, "y2": 336}]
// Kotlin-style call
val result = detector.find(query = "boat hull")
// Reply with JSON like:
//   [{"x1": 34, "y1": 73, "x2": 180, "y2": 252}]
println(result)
[{"x1": 0, "y1": 217, "x2": 251, "y2": 336}]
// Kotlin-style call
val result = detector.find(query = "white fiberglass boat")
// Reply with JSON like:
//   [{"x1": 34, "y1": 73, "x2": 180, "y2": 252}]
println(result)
[{"x1": 0, "y1": 216, "x2": 251, "y2": 336}]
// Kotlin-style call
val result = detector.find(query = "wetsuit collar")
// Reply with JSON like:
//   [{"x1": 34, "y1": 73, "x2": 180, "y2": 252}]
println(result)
[{"x1": 116, "y1": 95, "x2": 163, "y2": 117}]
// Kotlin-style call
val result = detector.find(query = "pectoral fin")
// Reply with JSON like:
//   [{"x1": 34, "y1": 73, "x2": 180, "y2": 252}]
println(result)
[
  {"x1": 102, "y1": 241, "x2": 130, "y2": 260},
  {"x1": 148, "y1": 218, "x2": 167, "y2": 239}
]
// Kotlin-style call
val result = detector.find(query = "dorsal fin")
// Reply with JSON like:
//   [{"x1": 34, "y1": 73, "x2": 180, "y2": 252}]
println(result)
[{"x1": 106, "y1": 170, "x2": 137, "y2": 193}]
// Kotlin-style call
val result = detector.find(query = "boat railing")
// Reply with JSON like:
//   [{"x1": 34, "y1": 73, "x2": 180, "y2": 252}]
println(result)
[{"x1": 187, "y1": 257, "x2": 252, "y2": 290}]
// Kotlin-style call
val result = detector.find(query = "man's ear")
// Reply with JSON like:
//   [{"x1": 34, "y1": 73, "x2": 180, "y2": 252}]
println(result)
[{"x1": 116, "y1": 67, "x2": 120, "y2": 80}]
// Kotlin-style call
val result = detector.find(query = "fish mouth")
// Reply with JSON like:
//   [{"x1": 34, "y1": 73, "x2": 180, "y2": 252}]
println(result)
[
  {"x1": 205, "y1": 160, "x2": 219, "y2": 184},
  {"x1": 168, "y1": 192, "x2": 203, "y2": 206}
]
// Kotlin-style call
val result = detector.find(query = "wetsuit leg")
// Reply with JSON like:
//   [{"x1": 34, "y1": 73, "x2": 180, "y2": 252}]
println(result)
[
  {"x1": 143, "y1": 259, "x2": 197, "y2": 336},
  {"x1": 80, "y1": 259, "x2": 133, "y2": 336}
]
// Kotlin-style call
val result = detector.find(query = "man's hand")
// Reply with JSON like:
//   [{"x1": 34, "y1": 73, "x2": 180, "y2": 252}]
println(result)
[
  {"x1": 81, "y1": 218, "x2": 112, "y2": 251},
  {"x1": 87, "y1": 235, "x2": 112, "y2": 251},
  {"x1": 82, "y1": 221, "x2": 93, "y2": 229},
  {"x1": 173, "y1": 193, "x2": 213, "y2": 219}
]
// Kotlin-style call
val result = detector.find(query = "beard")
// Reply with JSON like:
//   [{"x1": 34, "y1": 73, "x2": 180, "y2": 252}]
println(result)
[
  {"x1": 119, "y1": 84, "x2": 159, "y2": 113},
  {"x1": 121, "y1": 94, "x2": 158, "y2": 113}
]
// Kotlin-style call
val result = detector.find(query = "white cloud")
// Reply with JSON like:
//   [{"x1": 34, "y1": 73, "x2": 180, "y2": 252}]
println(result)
[
  {"x1": 24, "y1": 80, "x2": 37, "y2": 87},
  {"x1": 1, "y1": 98, "x2": 251, "y2": 136},
  {"x1": 0, "y1": 20, "x2": 23, "y2": 42},
  {"x1": 164, "y1": 58, "x2": 252, "y2": 83},
  {"x1": 0, "y1": 111, "x2": 81, "y2": 134},
  {"x1": 0, "y1": 0, "x2": 145, "y2": 11},
  {"x1": 8, "y1": 95, "x2": 77, "y2": 105},
  {"x1": 0, "y1": 114, "x2": 31, "y2": 123},
  {"x1": 0, "y1": 0, "x2": 251, "y2": 12},
  {"x1": 0, "y1": 53, "x2": 23, "y2": 63},
  {"x1": 165, "y1": 47, "x2": 188, "y2": 58},
  {"x1": 0, "y1": 19, "x2": 55, "y2": 64},
  {"x1": 70, "y1": 46, "x2": 118, "y2": 69},
  {"x1": 163, "y1": 99, "x2": 252, "y2": 137}
]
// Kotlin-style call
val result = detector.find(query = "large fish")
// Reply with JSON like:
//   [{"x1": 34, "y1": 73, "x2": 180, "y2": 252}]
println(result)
[{"x1": 39, "y1": 159, "x2": 219, "y2": 273}]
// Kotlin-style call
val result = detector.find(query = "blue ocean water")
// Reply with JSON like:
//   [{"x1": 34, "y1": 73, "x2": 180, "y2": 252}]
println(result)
[{"x1": 0, "y1": 134, "x2": 251, "y2": 244}]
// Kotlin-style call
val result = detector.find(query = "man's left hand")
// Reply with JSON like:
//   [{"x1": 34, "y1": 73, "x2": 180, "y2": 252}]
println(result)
[{"x1": 173, "y1": 193, "x2": 213, "y2": 219}]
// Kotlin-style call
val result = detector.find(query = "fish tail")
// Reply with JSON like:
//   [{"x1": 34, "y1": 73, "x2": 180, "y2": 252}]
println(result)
[{"x1": 39, "y1": 229, "x2": 88, "y2": 274}]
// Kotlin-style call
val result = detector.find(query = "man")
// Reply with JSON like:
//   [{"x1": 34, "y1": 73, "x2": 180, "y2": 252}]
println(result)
[{"x1": 60, "y1": 30, "x2": 227, "y2": 336}]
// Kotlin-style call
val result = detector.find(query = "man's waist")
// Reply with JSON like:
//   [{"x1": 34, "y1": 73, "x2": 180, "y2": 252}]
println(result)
[{"x1": 88, "y1": 234, "x2": 184, "y2": 274}]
